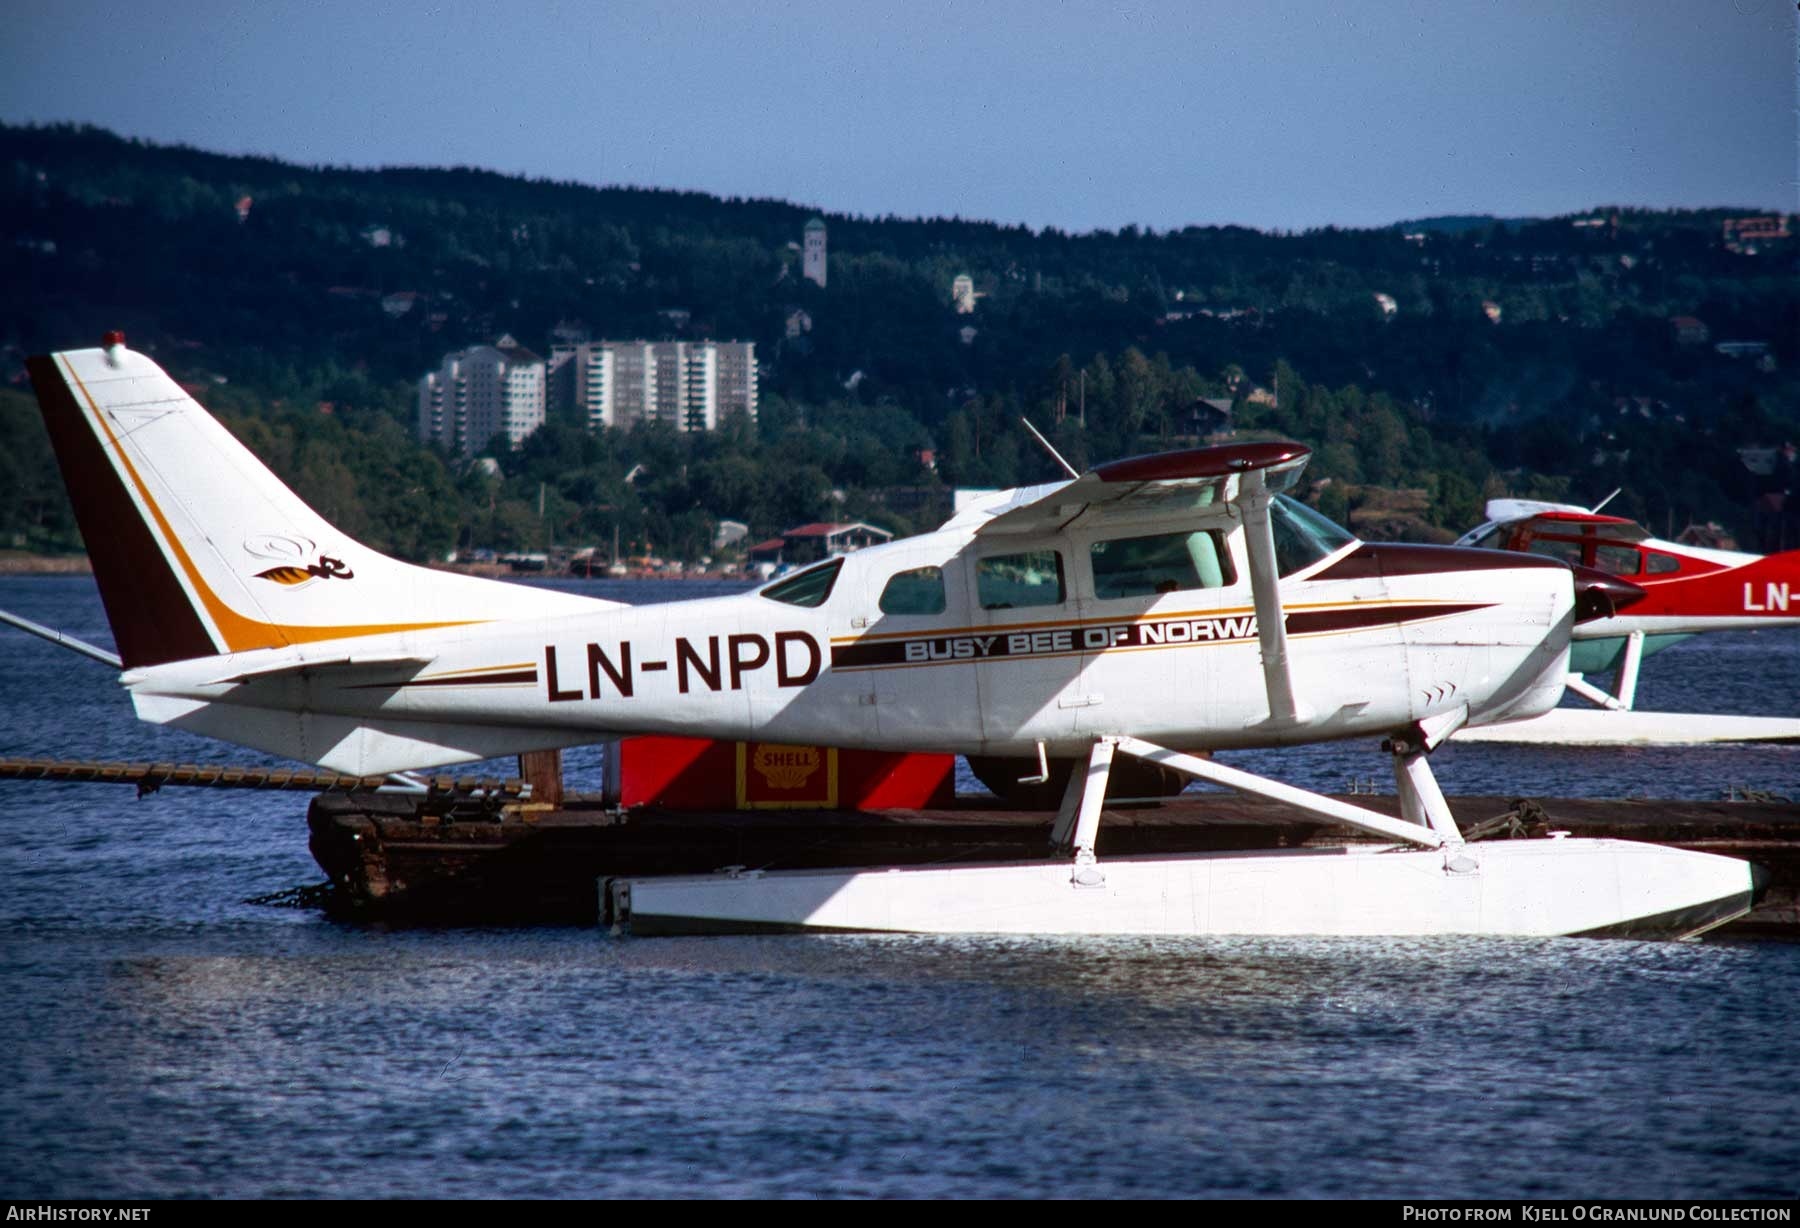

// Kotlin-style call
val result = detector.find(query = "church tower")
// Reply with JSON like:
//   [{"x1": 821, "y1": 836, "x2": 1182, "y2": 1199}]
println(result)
[{"x1": 802, "y1": 217, "x2": 827, "y2": 288}]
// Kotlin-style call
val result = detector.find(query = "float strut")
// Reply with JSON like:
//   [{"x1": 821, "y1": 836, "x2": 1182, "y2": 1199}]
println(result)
[
  {"x1": 1109, "y1": 735, "x2": 1447, "y2": 849},
  {"x1": 1050, "y1": 737, "x2": 1116, "y2": 886},
  {"x1": 1386, "y1": 710, "x2": 1467, "y2": 842},
  {"x1": 1389, "y1": 742, "x2": 1462, "y2": 841},
  {"x1": 1564, "y1": 673, "x2": 1628, "y2": 711},
  {"x1": 1613, "y1": 630, "x2": 1645, "y2": 710}
]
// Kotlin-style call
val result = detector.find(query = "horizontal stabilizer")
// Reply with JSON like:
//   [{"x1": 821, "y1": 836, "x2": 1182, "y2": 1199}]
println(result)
[{"x1": 204, "y1": 653, "x2": 434, "y2": 687}]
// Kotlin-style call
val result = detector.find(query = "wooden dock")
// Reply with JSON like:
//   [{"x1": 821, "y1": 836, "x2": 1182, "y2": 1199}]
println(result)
[{"x1": 307, "y1": 791, "x2": 1800, "y2": 936}]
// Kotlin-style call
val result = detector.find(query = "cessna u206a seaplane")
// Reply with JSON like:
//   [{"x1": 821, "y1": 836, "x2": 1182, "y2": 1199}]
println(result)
[
  {"x1": 1450, "y1": 499, "x2": 1800, "y2": 746},
  {"x1": 22, "y1": 337, "x2": 1764, "y2": 938}
]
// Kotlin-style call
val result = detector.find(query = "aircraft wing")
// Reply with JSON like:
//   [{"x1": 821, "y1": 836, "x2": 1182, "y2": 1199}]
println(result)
[
  {"x1": 1483, "y1": 499, "x2": 1650, "y2": 543},
  {"x1": 1483, "y1": 497, "x2": 1592, "y2": 522},
  {"x1": 972, "y1": 442, "x2": 1312, "y2": 537},
  {"x1": 1514, "y1": 511, "x2": 1649, "y2": 544}
]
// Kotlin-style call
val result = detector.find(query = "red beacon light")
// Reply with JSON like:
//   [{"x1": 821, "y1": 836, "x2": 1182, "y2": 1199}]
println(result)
[{"x1": 102, "y1": 330, "x2": 126, "y2": 349}]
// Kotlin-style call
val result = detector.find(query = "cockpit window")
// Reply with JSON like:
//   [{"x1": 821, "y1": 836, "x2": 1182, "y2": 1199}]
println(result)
[
  {"x1": 878, "y1": 566, "x2": 947, "y2": 615},
  {"x1": 1646, "y1": 552, "x2": 1681, "y2": 575},
  {"x1": 1594, "y1": 544, "x2": 1640, "y2": 576},
  {"x1": 760, "y1": 559, "x2": 842, "y2": 608},
  {"x1": 1466, "y1": 525, "x2": 1506, "y2": 551},
  {"x1": 1269, "y1": 494, "x2": 1356, "y2": 577},
  {"x1": 1525, "y1": 537, "x2": 1582, "y2": 567},
  {"x1": 977, "y1": 550, "x2": 1065, "y2": 609},
  {"x1": 1091, "y1": 530, "x2": 1235, "y2": 599}
]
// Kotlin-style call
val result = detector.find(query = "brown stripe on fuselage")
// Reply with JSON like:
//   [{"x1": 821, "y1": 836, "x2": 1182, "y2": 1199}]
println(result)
[
  {"x1": 829, "y1": 601, "x2": 1493, "y2": 670},
  {"x1": 345, "y1": 664, "x2": 540, "y2": 691},
  {"x1": 1284, "y1": 601, "x2": 1490, "y2": 635},
  {"x1": 375, "y1": 669, "x2": 539, "y2": 689},
  {"x1": 27, "y1": 354, "x2": 219, "y2": 669}
]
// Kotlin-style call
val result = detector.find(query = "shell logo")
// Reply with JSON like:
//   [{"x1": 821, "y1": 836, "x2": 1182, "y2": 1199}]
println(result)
[{"x1": 752, "y1": 744, "x2": 822, "y2": 790}]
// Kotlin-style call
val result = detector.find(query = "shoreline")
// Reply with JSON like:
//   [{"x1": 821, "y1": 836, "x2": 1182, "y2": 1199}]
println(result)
[
  {"x1": 431, "y1": 560, "x2": 755, "y2": 581},
  {"x1": 0, "y1": 553, "x2": 745, "y2": 581},
  {"x1": 0, "y1": 552, "x2": 92, "y2": 575}
]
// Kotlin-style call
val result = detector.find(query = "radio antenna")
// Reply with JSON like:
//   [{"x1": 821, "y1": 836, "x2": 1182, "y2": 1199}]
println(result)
[{"x1": 1020, "y1": 417, "x2": 1079, "y2": 479}]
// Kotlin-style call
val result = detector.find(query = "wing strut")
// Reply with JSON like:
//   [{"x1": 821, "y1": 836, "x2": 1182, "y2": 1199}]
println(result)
[{"x1": 1236, "y1": 471, "x2": 1310, "y2": 724}]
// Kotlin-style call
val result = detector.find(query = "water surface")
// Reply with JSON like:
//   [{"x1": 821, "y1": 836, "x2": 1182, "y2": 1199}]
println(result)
[{"x1": 2, "y1": 575, "x2": 1797, "y2": 1198}]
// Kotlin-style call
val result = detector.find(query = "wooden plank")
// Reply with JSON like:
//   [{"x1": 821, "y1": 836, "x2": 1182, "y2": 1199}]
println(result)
[{"x1": 517, "y1": 749, "x2": 564, "y2": 808}]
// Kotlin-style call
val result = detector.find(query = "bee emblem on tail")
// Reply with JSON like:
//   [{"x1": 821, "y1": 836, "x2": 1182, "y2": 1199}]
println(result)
[{"x1": 256, "y1": 555, "x2": 355, "y2": 585}]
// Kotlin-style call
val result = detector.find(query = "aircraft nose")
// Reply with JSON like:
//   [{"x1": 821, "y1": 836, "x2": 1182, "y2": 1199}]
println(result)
[{"x1": 1570, "y1": 565, "x2": 1646, "y2": 623}]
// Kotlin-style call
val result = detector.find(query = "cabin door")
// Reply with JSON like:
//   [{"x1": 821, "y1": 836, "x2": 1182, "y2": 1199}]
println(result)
[
  {"x1": 1072, "y1": 525, "x2": 1252, "y2": 743},
  {"x1": 841, "y1": 551, "x2": 982, "y2": 752},
  {"x1": 964, "y1": 544, "x2": 1093, "y2": 748}
]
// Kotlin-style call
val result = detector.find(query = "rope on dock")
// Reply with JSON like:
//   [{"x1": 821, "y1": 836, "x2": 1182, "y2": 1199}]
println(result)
[
  {"x1": 243, "y1": 881, "x2": 337, "y2": 909},
  {"x1": 1722, "y1": 785, "x2": 1793, "y2": 804},
  {"x1": 1462, "y1": 798, "x2": 1552, "y2": 842},
  {"x1": 0, "y1": 756, "x2": 528, "y2": 799}
]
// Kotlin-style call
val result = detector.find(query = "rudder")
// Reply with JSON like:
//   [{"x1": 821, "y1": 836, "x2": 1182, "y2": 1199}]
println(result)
[
  {"x1": 28, "y1": 344, "x2": 220, "y2": 668},
  {"x1": 30, "y1": 335, "x2": 613, "y2": 671}
]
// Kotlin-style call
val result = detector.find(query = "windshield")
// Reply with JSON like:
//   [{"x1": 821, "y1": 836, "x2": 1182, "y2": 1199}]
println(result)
[{"x1": 1269, "y1": 494, "x2": 1356, "y2": 577}]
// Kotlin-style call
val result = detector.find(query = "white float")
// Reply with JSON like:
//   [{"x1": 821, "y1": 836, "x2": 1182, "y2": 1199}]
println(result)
[
  {"x1": 1454, "y1": 708, "x2": 1800, "y2": 746},
  {"x1": 608, "y1": 733, "x2": 1765, "y2": 940},
  {"x1": 610, "y1": 839, "x2": 1760, "y2": 939},
  {"x1": 1453, "y1": 639, "x2": 1800, "y2": 745}
]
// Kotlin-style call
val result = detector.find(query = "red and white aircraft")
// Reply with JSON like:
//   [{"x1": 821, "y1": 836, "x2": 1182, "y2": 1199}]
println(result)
[
  {"x1": 11, "y1": 337, "x2": 1764, "y2": 936},
  {"x1": 1452, "y1": 499, "x2": 1800, "y2": 743}
]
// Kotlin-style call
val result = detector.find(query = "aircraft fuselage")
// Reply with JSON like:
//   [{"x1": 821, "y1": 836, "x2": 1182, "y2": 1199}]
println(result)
[{"x1": 123, "y1": 523, "x2": 1576, "y2": 773}]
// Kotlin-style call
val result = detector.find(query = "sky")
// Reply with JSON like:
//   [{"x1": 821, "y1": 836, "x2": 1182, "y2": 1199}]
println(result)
[{"x1": 1, "y1": 0, "x2": 1794, "y2": 234}]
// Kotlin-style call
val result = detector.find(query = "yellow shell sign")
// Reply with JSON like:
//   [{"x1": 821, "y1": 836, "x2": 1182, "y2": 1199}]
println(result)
[
  {"x1": 753, "y1": 744, "x2": 821, "y2": 789},
  {"x1": 736, "y1": 742, "x2": 838, "y2": 809}
]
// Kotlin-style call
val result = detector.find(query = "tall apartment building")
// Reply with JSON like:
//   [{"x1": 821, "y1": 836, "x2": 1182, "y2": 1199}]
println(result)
[
  {"x1": 802, "y1": 217, "x2": 827, "y2": 288},
  {"x1": 417, "y1": 335, "x2": 546, "y2": 456},
  {"x1": 547, "y1": 340, "x2": 757, "y2": 432}
]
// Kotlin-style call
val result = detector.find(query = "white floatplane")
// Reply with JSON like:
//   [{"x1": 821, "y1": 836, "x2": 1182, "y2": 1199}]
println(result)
[
  {"x1": 1452, "y1": 499, "x2": 1800, "y2": 746},
  {"x1": 21, "y1": 336, "x2": 1764, "y2": 938}
]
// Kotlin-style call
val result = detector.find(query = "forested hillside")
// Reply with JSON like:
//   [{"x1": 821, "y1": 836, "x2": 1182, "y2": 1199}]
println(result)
[{"x1": 3, "y1": 123, "x2": 1794, "y2": 562}]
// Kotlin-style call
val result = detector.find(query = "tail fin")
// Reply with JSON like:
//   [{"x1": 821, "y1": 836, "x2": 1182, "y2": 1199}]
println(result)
[{"x1": 29, "y1": 336, "x2": 611, "y2": 670}]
